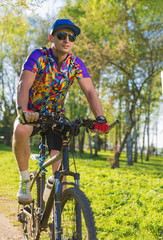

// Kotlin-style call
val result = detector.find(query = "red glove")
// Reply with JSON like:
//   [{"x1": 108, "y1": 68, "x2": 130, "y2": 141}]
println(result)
[
  {"x1": 93, "y1": 122, "x2": 109, "y2": 134},
  {"x1": 91, "y1": 116, "x2": 109, "y2": 134}
]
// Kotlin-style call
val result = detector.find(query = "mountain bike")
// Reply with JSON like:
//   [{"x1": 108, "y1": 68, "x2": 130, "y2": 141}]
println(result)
[{"x1": 17, "y1": 106, "x2": 119, "y2": 240}]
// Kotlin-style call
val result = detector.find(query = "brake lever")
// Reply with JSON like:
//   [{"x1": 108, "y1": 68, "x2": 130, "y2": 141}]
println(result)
[{"x1": 106, "y1": 119, "x2": 120, "y2": 134}]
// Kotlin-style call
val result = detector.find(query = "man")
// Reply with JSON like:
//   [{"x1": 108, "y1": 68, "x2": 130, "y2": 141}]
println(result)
[{"x1": 12, "y1": 19, "x2": 108, "y2": 204}]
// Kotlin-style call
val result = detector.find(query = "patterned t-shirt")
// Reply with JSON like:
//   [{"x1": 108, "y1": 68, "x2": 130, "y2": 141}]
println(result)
[{"x1": 22, "y1": 47, "x2": 90, "y2": 114}]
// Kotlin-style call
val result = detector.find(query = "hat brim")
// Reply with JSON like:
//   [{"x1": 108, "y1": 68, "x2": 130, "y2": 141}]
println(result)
[{"x1": 50, "y1": 24, "x2": 81, "y2": 36}]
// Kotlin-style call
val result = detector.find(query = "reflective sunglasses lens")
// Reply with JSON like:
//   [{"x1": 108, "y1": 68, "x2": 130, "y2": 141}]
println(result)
[
  {"x1": 57, "y1": 32, "x2": 76, "y2": 42},
  {"x1": 57, "y1": 32, "x2": 67, "y2": 40},
  {"x1": 69, "y1": 34, "x2": 76, "y2": 42}
]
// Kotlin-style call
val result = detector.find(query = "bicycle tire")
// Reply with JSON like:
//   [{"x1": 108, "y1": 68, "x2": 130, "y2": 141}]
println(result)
[{"x1": 60, "y1": 187, "x2": 97, "y2": 240}]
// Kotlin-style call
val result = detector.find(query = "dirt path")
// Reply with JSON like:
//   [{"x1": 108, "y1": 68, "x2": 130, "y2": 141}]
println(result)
[{"x1": 0, "y1": 197, "x2": 23, "y2": 240}]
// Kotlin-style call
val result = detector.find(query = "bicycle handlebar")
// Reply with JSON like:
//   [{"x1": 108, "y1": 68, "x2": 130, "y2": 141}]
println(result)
[{"x1": 17, "y1": 106, "x2": 119, "y2": 135}]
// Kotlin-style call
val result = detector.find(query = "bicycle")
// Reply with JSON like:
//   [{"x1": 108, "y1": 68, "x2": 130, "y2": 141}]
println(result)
[{"x1": 17, "y1": 106, "x2": 119, "y2": 240}]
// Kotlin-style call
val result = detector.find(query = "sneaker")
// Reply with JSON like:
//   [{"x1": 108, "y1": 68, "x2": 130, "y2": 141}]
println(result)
[{"x1": 17, "y1": 179, "x2": 32, "y2": 204}]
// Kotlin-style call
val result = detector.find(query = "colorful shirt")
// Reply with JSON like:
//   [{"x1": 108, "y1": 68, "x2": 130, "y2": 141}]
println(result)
[{"x1": 23, "y1": 47, "x2": 90, "y2": 114}]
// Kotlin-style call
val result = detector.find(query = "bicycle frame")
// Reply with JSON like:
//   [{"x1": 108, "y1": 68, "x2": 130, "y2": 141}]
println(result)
[
  {"x1": 17, "y1": 106, "x2": 119, "y2": 239},
  {"x1": 30, "y1": 131, "x2": 80, "y2": 240}
]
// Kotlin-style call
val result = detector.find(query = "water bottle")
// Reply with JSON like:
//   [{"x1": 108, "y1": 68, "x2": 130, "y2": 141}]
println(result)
[{"x1": 43, "y1": 176, "x2": 54, "y2": 202}]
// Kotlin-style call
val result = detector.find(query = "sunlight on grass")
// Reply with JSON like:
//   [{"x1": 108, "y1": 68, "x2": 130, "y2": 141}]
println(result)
[{"x1": 0, "y1": 144, "x2": 163, "y2": 239}]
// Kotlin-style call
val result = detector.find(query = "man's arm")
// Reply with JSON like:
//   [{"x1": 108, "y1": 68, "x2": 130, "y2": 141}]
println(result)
[
  {"x1": 17, "y1": 70, "x2": 38, "y2": 122},
  {"x1": 17, "y1": 70, "x2": 35, "y2": 110},
  {"x1": 78, "y1": 77, "x2": 103, "y2": 118}
]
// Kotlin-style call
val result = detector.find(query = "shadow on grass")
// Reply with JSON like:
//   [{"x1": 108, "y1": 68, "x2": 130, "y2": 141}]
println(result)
[
  {"x1": 0, "y1": 144, "x2": 12, "y2": 152},
  {"x1": 1, "y1": 144, "x2": 163, "y2": 176},
  {"x1": 73, "y1": 150, "x2": 163, "y2": 176}
]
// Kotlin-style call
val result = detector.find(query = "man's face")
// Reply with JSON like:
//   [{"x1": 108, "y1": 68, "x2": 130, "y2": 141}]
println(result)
[{"x1": 51, "y1": 29, "x2": 75, "y2": 55}]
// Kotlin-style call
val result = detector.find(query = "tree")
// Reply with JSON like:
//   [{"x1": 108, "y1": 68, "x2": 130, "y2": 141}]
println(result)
[
  {"x1": 60, "y1": 0, "x2": 163, "y2": 165},
  {"x1": 0, "y1": 2, "x2": 31, "y2": 144},
  {"x1": 0, "y1": 0, "x2": 50, "y2": 145}
]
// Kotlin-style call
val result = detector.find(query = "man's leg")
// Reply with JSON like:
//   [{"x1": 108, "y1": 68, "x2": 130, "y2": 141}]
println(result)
[
  {"x1": 48, "y1": 132, "x2": 66, "y2": 189},
  {"x1": 12, "y1": 118, "x2": 33, "y2": 204},
  {"x1": 50, "y1": 150, "x2": 67, "y2": 192},
  {"x1": 50, "y1": 150, "x2": 62, "y2": 173}
]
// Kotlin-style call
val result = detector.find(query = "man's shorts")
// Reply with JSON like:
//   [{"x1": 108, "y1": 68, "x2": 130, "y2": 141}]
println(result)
[{"x1": 31, "y1": 126, "x2": 62, "y2": 152}]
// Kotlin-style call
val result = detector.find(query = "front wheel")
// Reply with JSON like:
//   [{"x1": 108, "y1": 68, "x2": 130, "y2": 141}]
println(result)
[{"x1": 61, "y1": 187, "x2": 97, "y2": 240}]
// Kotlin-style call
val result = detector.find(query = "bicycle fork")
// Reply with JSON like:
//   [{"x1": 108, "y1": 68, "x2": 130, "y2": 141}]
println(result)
[
  {"x1": 55, "y1": 171, "x2": 62, "y2": 240},
  {"x1": 54, "y1": 170, "x2": 81, "y2": 240}
]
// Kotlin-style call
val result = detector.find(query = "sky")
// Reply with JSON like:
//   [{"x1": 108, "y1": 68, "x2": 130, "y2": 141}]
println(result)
[
  {"x1": 27, "y1": 0, "x2": 66, "y2": 19},
  {"x1": 27, "y1": 0, "x2": 163, "y2": 150}
]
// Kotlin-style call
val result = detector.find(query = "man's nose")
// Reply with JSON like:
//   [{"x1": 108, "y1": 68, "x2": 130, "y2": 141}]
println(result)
[{"x1": 64, "y1": 35, "x2": 70, "y2": 42}]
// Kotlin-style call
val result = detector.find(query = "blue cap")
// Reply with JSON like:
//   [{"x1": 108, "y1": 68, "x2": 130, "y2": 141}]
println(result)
[{"x1": 50, "y1": 19, "x2": 81, "y2": 36}]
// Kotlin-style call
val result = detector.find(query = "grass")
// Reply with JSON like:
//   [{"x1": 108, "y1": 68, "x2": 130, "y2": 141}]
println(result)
[{"x1": 0, "y1": 144, "x2": 163, "y2": 239}]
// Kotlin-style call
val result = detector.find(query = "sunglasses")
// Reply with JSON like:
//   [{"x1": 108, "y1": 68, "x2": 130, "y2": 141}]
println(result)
[{"x1": 55, "y1": 32, "x2": 76, "y2": 42}]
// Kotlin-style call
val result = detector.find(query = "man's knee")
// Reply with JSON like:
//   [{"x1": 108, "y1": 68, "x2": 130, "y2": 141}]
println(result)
[
  {"x1": 50, "y1": 149, "x2": 60, "y2": 157},
  {"x1": 13, "y1": 119, "x2": 33, "y2": 140}
]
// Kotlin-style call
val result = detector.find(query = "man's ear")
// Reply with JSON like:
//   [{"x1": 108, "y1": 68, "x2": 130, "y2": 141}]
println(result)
[{"x1": 49, "y1": 35, "x2": 53, "y2": 42}]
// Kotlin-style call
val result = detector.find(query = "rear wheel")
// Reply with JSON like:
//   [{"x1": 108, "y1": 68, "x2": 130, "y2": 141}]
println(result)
[{"x1": 61, "y1": 187, "x2": 97, "y2": 240}]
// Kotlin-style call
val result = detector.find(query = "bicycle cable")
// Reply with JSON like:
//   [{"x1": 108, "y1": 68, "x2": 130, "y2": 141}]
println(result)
[{"x1": 71, "y1": 150, "x2": 78, "y2": 173}]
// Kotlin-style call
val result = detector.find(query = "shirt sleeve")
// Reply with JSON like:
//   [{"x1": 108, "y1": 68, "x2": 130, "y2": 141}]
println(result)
[
  {"x1": 22, "y1": 49, "x2": 43, "y2": 73},
  {"x1": 75, "y1": 57, "x2": 90, "y2": 80}
]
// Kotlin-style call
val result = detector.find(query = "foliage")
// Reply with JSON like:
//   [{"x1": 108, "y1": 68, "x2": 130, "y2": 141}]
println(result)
[
  {"x1": 0, "y1": 145, "x2": 163, "y2": 239},
  {"x1": 0, "y1": 0, "x2": 162, "y2": 160},
  {"x1": 0, "y1": 0, "x2": 48, "y2": 145},
  {"x1": 1, "y1": 0, "x2": 46, "y2": 23},
  {"x1": 59, "y1": 0, "x2": 163, "y2": 163},
  {"x1": 0, "y1": 3, "x2": 31, "y2": 144}
]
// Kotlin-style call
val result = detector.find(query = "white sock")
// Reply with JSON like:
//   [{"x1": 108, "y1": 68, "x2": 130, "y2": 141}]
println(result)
[{"x1": 20, "y1": 169, "x2": 30, "y2": 181}]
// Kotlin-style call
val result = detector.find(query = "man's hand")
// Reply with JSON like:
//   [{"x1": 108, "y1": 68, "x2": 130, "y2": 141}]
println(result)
[
  {"x1": 91, "y1": 116, "x2": 109, "y2": 134},
  {"x1": 24, "y1": 110, "x2": 39, "y2": 123}
]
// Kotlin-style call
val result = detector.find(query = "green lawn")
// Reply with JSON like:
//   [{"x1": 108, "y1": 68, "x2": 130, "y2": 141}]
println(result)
[{"x1": 0, "y1": 144, "x2": 163, "y2": 240}]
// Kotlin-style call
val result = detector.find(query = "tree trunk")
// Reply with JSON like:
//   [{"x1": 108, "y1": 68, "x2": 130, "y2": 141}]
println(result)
[
  {"x1": 127, "y1": 133, "x2": 133, "y2": 166},
  {"x1": 88, "y1": 132, "x2": 93, "y2": 157},
  {"x1": 94, "y1": 133, "x2": 98, "y2": 157},
  {"x1": 126, "y1": 103, "x2": 133, "y2": 166},
  {"x1": 111, "y1": 151, "x2": 120, "y2": 168},
  {"x1": 146, "y1": 79, "x2": 152, "y2": 161},
  {"x1": 104, "y1": 134, "x2": 107, "y2": 151},
  {"x1": 141, "y1": 118, "x2": 147, "y2": 163},
  {"x1": 118, "y1": 98, "x2": 122, "y2": 145},
  {"x1": 112, "y1": 117, "x2": 135, "y2": 168},
  {"x1": 155, "y1": 121, "x2": 158, "y2": 156},
  {"x1": 78, "y1": 130, "x2": 85, "y2": 157},
  {"x1": 133, "y1": 124, "x2": 138, "y2": 163}
]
